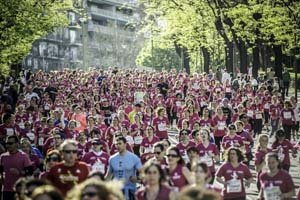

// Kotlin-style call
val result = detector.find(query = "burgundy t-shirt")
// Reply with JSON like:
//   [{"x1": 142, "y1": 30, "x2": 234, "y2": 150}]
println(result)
[
  {"x1": 153, "y1": 117, "x2": 169, "y2": 139},
  {"x1": 260, "y1": 170, "x2": 295, "y2": 200},
  {"x1": 47, "y1": 161, "x2": 89, "y2": 196},
  {"x1": 81, "y1": 151, "x2": 109, "y2": 175},
  {"x1": 281, "y1": 108, "x2": 294, "y2": 125},
  {"x1": 135, "y1": 184, "x2": 172, "y2": 200},
  {"x1": 168, "y1": 164, "x2": 188, "y2": 191},
  {"x1": 221, "y1": 135, "x2": 244, "y2": 150},
  {"x1": 0, "y1": 151, "x2": 32, "y2": 191},
  {"x1": 197, "y1": 143, "x2": 219, "y2": 173},
  {"x1": 216, "y1": 162, "x2": 252, "y2": 199}
]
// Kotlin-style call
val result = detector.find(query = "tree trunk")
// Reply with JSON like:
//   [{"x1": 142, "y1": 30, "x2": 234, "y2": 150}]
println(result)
[
  {"x1": 237, "y1": 40, "x2": 248, "y2": 74},
  {"x1": 225, "y1": 41, "x2": 234, "y2": 72},
  {"x1": 202, "y1": 47, "x2": 210, "y2": 73},
  {"x1": 265, "y1": 45, "x2": 273, "y2": 70},
  {"x1": 252, "y1": 44, "x2": 260, "y2": 78},
  {"x1": 183, "y1": 48, "x2": 190, "y2": 74},
  {"x1": 174, "y1": 42, "x2": 190, "y2": 74},
  {"x1": 273, "y1": 45, "x2": 283, "y2": 79}
]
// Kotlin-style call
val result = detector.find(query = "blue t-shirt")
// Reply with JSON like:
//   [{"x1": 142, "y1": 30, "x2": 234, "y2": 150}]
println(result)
[{"x1": 109, "y1": 151, "x2": 142, "y2": 190}]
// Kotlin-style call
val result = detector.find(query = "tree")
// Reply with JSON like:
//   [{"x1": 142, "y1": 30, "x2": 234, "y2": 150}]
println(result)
[
  {"x1": 0, "y1": 0, "x2": 74, "y2": 75},
  {"x1": 136, "y1": 39, "x2": 181, "y2": 71}
]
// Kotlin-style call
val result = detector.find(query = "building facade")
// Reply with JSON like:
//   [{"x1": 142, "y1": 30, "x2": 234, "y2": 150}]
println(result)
[{"x1": 23, "y1": 0, "x2": 142, "y2": 71}]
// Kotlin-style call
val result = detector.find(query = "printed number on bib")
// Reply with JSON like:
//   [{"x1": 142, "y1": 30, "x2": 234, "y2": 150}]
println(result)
[
  {"x1": 227, "y1": 179, "x2": 242, "y2": 193},
  {"x1": 264, "y1": 185, "x2": 281, "y2": 200},
  {"x1": 92, "y1": 161, "x2": 105, "y2": 174},
  {"x1": 134, "y1": 136, "x2": 143, "y2": 145},
  {"x1": 158, "y1": 123, "x2": 167, "y2": 131}
]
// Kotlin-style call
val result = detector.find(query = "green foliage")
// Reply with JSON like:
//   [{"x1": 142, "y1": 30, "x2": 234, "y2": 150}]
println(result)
[
  {"x1": 138, "y1": 0, "x2": 300, "y2": 72},
  {"x1": 0, "y1": 0, "x2": 74, "y2": 76},
  {"x1": 136, "y1": 39, "x2": 181, "y2": 71}
]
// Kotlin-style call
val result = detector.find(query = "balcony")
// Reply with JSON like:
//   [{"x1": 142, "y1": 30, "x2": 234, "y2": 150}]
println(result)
[
  {"x1": 88, "y1": 0, "x2": 138, "y2": 8},
  {"x1": 93, "y1": 24, "x2": 135, "y2": 38},
  {"x1": 89, "y1": 6, "x2": 132, "y2": 22}
]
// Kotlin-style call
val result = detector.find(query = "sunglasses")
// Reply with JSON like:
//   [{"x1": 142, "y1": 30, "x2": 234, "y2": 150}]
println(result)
[
  {"x1": 146, "y1": 170, "x2": 158, "y2": 175},
  {"x1": 154, "y1": 151, "x2": 162, "y2": 154},
  {"x1": 5, "y1": 142, "x2": 15, "y2": 146},
  {"x1": 166, "y1": 154, "x2": 178, "y2": 158},
  {"x1": 81, "y1": 191, "x2": 98, "y2": 198},
  {"x1": 92, "y1": 142, "x2": 101, "y2": 146},
  {"x1": 63, "y1": 150, "x2": 77, "y2": 154},
  {"x1": 47, "y1": 156, "x2": 59, "y2": 162}
]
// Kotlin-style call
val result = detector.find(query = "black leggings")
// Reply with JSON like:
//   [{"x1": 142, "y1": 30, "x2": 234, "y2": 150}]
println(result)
[
  {"x1": 282, "y1": 124, "x2": 293, "y2": 141},
  {"x1": 214, "y1": 136, "x2": 224, "y2": 151}
]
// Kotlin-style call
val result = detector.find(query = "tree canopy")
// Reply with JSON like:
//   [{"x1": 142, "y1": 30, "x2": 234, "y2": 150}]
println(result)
[
  {"x1": 0, "y1": 0, "x2": 74, "y2": 75},
  {"x1": 137, "y1": 0, "x2": 300, "y2": 76}
]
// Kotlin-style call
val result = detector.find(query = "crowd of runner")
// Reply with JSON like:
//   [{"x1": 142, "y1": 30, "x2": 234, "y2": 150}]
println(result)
[{"x1": 0, "y1": 67, "x2": 299, "y2": 200}]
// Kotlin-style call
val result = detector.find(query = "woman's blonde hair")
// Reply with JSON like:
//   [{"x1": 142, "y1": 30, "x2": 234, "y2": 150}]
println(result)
[{"x1": 66, "y1": 178, "x2": 123, "y2": 200}]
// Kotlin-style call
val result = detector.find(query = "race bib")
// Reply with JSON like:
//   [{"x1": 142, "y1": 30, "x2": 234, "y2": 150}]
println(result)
[
  {"x1": 283, "y1": 112, "x2": 292, "y2": 119},
  {"x1": 44, "y1": 105, "x2": 50, "y2": 110},
  {"x1": 200, "y1": 153, "x2": 213, "y2": 167},
  {"x1": 19, "y1": 122, "x2": 25, "y2": 129},
  {"x1": 176, "y1": 101, "x2": 182, "y2": 107},
  {"x1": 144, "y1": 147, "x2": 152, "y2": 154},
  {"x1": 256, "y1": 113, "x2": 263, "y2": 119},
  {"x1": 264, "y1": 185, "x2": 281, "y2": 200},
  {"x1": 227, "y1": 179, "x2": 242, "y2": 193},
  {"x1": 247, "y1": 110, "x2": 253, "y2": 117},
  {"x1": 134, "y1": 136, "x2": 143, "y2": 145},
  {"x1": 92, "y1": 161, "x2": 105, "y2": 174},
  {"x1": 225, "y1": 88, "x2": 231, "y2": 93},
  {"x1": 158, "y1": 123, "x2": 167, "y2": 131},
  {"x1": 218, "y1": 122, "x2": 226, "y2": 130},
  {"x1": 26, "y1": 132, "x2": 35, "y2": 141},
  {"x1": 38, "y1": 137, "x2": 44, "y2": 146},
  {"x1": 264, "y1": 103, "x2": 270, "y2": 109},
  {"x1": 6, "y1": 128, "x2": 14, "y2": 136}
]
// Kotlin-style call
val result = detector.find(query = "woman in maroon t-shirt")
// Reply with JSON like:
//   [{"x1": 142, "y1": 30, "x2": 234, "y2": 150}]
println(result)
[
  {"x1": 280, "y1": 100, "x2": 295, "y2": 141},
  {"x1": 216, "y1": 147, "x2": 253, "y2": 200},
  {"x1": 135, "y1": 163, "x2": 173, "y2": 200},
  {"x1": 259, "y1": 152, "x2": 295, "y2": 200},
  {"x1": 165, "y1": 147, "x2": 194, "y2": 191},
  {"x1": 254, "y1": 134, "x2": 271, "y2": 190}
]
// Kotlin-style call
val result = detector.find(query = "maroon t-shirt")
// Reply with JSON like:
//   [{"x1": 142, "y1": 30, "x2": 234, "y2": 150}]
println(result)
[
  {"x1": 216, "y1": 162, "x2": 252, "y2": 199},
  {"x1": 135, "y1": 184, "x2": 172, "y2": 200},
  {"x1": 271, "y1": 139, "x2": 294, "y2": 166},
  {"x1": 260, "y1": 170, "x2": 295, "y2": 200},
  {"x1": 81, "y1": 150, "x2": 109, "y2": 175},
  {"x1": 153, "y1": 117, "x2": 169, "y2": 139},
  {"x1": 168, "y1": 164, "x2": 188, "y2": 191},
  {"x1": 221, "y1": 135, "x2": 244, "y2": 150},
  {"x1": 280, "y1": 108, "x2": 295, "y2": 125},
  {"x1": 197, "y1": 143, "x2": 219, "y2": 173},
  {"x1": 140, "y1": 136, "x2": 160, "y2": 154},
  {"x1": 47, "y1": 161, "x2": 89, "y2": 196},
  {"x1": 0, "y1": 151, "x2": 32, "y2": 191}
]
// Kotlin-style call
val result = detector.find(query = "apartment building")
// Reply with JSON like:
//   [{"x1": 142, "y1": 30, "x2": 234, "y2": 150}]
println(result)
[{"x1": 23, "y1": 0, "x2": 142, "y2": 71}]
